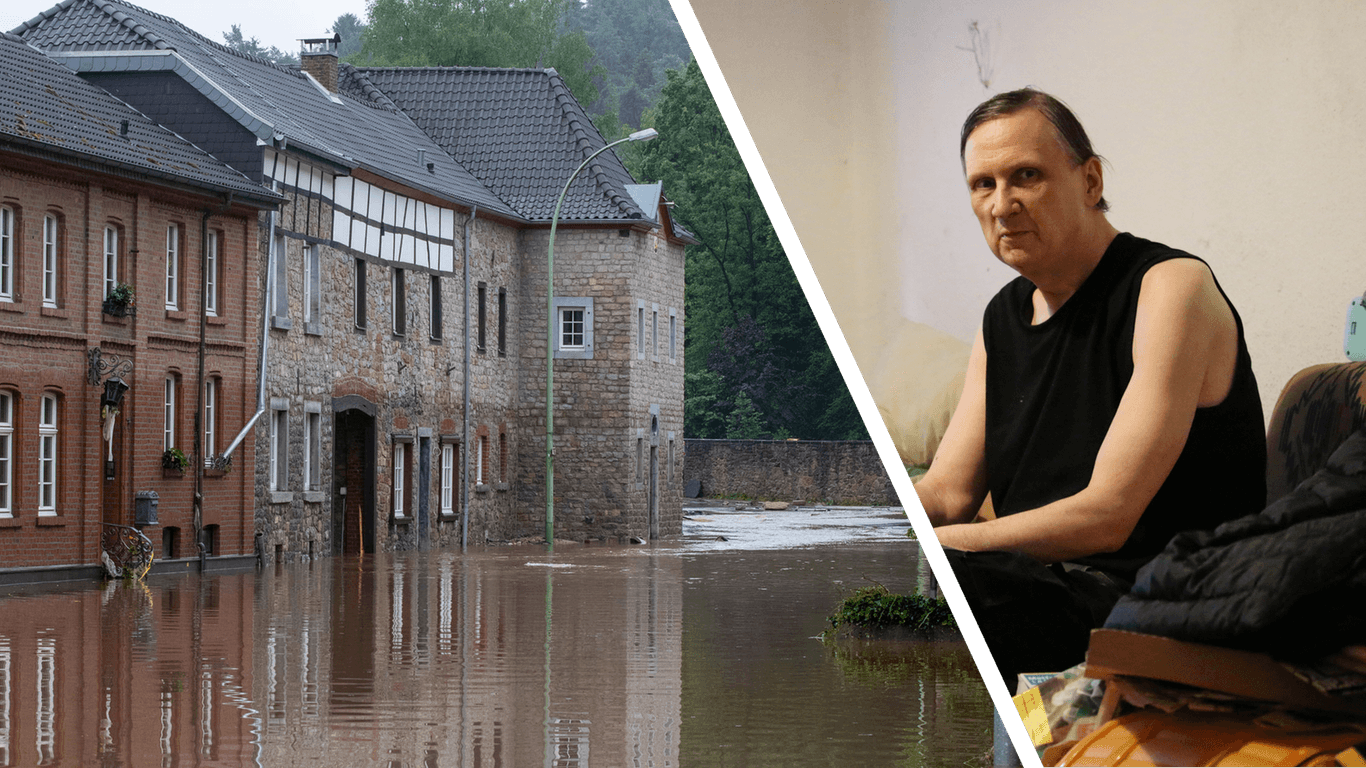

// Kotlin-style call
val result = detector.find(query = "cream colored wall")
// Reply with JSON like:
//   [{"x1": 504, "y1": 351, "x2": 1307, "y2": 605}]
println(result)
[{"x1": 689, "y1": 0, "x2": 1366, "y2": 426}]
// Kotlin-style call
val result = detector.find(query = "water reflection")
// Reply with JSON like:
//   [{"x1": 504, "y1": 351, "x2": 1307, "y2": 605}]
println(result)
[{"x1": 0, "y1": 541, "x2": 990, "y2": 766}]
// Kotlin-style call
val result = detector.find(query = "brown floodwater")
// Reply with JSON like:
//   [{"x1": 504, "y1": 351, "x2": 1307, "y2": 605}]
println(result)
[{"x1": 0, "y1": 536, "x2": 991, "y2": 767}]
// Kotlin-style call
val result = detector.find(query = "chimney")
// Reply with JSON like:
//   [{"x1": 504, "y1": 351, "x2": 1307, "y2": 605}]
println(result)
[{"x1": 300, "y1": 34, "x2": 340, "y2": 93}]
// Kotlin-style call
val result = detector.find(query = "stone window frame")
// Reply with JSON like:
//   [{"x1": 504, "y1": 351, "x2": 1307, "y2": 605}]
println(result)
[
  {"x1": 271, "y1": 233, "x2": 290, "y2": 330},
  {"x1": 477, "y1": 281, "x2": 487, "y2": 352},
  {"x1": 269, "y1": 397, "x2": 290, "y2": 502},
  {"x1": 635, "y1": 428, "x2": 644, "y2": 488},
  {"x1": 391, "y1": 433, "x2": 414, "y2": 522},
  {"x1": 651, "y1": 302, "x2": 659, "y2": 362},
  {"x1": 354, "y1": 258, "x2": 368, "y2": 331},
  {"x1": 553, "y1": 297, "x2": 594, "y2": 360},
  {"x1": 497, "y1": 287, "x2": 507, "y2": 358},
  {"x1": 304, "y1": 401, "x2": 322, "y2": 496},
  {"x1": 636, "y1": 300, "x2": 645, "y2": 359},
  {"x1": 430, "y1": 274, "x2": 443, "y2": 341},
  {"x1": 668, "y1": 307, "x2": 678, "y2": 363},
  {"x1": 474, "y1": 424, "x2": 490, "y2": 490},
  {"x1": 392, "y1": 267, "x2": 407, "y2": 337},
  {"x1": 668, "y1": 430, "x2": 676, "y2": 484},
  {"x1": 439, "y1": 438, "x2": 458, "y2": 517},
  {"x1": 304, "y1": 244, "x2": 322, "y2": 335}
]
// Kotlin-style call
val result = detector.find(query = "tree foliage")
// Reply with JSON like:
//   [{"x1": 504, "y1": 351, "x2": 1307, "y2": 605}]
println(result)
[
  {"x1": 637, "y1": 60, "x2": 867, "y2": 440},
  {"x1": 331, "y1": 13, "x2": 367, "y2": 60},
  {"x1": 361, "y1": 0, "x2": 601, "y2": 106},
  {"x1": 221, "y1": 24, "x2": 298, "y2": 65},
  {"x1": 564, "y1": 0, "x2": 690, "y2": 127}
]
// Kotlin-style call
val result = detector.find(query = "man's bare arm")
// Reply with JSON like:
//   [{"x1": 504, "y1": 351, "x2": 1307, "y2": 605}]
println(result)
[
  {"x1": 934, "y1": 259, "x2": 1238, "y2": 561},
  {"x1": 915, "y1": 328, "x2": 989, "y2": 527}
]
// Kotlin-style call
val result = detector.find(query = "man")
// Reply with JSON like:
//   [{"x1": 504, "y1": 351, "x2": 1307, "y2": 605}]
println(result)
[{"x1": 914, "y1": 89, "x2": 1266, "y2": 687}]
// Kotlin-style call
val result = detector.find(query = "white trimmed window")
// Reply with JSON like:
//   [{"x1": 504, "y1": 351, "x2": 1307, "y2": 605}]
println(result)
[
  {"x1": 0, "y1": 391, "x2": 11, "y2": 517},
  {"x1": 165, "y1": 224, "x2": 179, "y2": 310},
  {"x1": 203, "y1": 378, "x2": 217, "y2": 466},
  {"x1": 38, "y1": 395, "x2": 57, "y2": 516},
  {"x1": 393, "y1": 442, "x2": 407, "y2": 518},
  {"x1": 552, "y1": 297, "x2": 594, "y2": 359},
  {"x1": 270, "y1": 406, "x2": 288, "y2": 491},
  {"x1": 205, "y1": 231, "x2": 219, "y2": 316},
  {"x1": 42, "y1": 215, "x2": 58, "y2": 308},
  {"x1": 103, "y1": 226, "x2": 119, "y2": 299},
  {"x1": 163, "y1": 376, "x2": 177, "y2": 451},
  {"x1": 271, "y1": 234, "x2": 288, "y2": 327},
  {"x1": 0, "y1": 206, "x2": 13, "y2": 302},
  {"x1": 440, "y1": 443, "x2": 454, "y2": 515}
]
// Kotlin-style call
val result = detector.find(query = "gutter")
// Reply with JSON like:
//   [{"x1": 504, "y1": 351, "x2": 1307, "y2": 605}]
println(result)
[
  {"x1": 461, "y1": 206, "x2": 475, "y2": 549},
  {"x1": 221, "y1": 209, "x2": 277, "y2": 461}
]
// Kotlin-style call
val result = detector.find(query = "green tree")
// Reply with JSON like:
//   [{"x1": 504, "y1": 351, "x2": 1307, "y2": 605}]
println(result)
[
  {"x1": 221, "y1": 24, "x2": 298, "y2": 65},
  {"x1": 331, "y1": 13, "x2": 367, "y2": 60},
  {"x1": 637, "y1": 60, "x2": 867, "y2": 440},
  {"x1": 361, "y1": 0, "x2": 602, "y2": 106},
  {"x1": 565, "y1": 0, "x2": 689, "y2": 124}
]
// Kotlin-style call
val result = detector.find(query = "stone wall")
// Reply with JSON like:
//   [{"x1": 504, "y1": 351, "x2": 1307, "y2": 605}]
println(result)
[{"x1": 683, "y1": 439, "x2": 899, "y2": 506}]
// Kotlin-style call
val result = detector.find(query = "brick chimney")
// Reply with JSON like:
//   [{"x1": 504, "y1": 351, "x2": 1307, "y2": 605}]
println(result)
[{"x1": 300, "y1": 34, "x2": 340, "y2": 93}]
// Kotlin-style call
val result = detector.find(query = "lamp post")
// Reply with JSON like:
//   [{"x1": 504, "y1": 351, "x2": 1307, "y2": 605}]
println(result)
[{"x1": 546, "y1": 127, "x2": 658, "y2": 546}]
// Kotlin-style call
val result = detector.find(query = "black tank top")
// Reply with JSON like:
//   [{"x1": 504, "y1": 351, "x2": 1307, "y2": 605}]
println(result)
[{"x1": 982, "y1": 232, "x2": 1266, "y2": 581}]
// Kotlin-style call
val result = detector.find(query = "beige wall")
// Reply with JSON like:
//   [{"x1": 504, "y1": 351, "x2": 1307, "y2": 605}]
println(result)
[{"x1": 688, "y1": 0, "x2": 1366, "y2": 425}]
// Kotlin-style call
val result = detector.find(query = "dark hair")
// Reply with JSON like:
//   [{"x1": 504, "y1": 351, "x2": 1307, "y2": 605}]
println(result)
[{"x1": 960, "y1": 88, "x2": 1109, "y2": 212}]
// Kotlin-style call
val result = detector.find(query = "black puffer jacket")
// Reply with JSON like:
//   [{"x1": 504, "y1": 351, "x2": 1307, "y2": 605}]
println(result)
[{"x1": 1104, "y1": 430, "x2": 1366, "y2": 660}]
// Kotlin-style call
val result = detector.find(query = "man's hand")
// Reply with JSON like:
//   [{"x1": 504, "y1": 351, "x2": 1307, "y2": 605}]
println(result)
[{"x1": 921, "y1": 258, "x2": 1239, "y2": 562}]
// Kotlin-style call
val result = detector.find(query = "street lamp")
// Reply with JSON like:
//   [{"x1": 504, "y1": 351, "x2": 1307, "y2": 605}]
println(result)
[{"x1": 546, "y1": 127, "x2": 659, "y2": 546}]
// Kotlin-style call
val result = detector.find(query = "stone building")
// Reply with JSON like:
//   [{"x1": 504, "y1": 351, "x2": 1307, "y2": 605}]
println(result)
[
  {"x1": 0, "y1": 31, "x2": 283, "y2": 582},
  {"x1": 15, "y1": 0, "x2": 691, "y2": 564}
]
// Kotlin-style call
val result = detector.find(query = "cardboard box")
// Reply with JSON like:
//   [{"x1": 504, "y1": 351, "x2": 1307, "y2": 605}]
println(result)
[{"x1": 1084, "y1": 629, "x2": 1366, "y2": 717}]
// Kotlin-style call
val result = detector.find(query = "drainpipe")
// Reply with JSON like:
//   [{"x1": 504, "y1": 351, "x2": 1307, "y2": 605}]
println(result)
[
  {"x1": 221, "y1": 209, "x2": 277, "y2": 461},
  {"x1": 461, "y1": 206, "x2": 475, "y2": 549}
]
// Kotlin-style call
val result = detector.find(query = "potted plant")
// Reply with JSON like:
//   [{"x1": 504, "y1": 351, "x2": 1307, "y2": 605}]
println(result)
[
  {"x1": 161, "y1": 447, "x2": 188, "y2": 476},
  {"x1": 103, "y1": 282, "x2": 136, "y2": 317}
]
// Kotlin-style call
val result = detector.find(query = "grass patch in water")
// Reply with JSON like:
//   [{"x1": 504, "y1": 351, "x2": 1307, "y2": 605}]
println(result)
[{"x1": 826, "y1": 585, "x2": 956, "y2": 635}]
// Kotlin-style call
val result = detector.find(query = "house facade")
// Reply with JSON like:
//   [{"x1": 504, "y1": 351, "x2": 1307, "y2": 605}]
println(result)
[
  {"x1": 0, "y1": 31, "x2": 283, "y2": 580},
  {"x1": 12, "y1": 0, "x2": 691, "y2": 571}
]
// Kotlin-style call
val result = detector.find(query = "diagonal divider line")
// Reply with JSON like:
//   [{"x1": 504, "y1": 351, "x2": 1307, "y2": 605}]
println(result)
[{"x1": 665, "y1": 1, "x2": 1040, "y2": 764}]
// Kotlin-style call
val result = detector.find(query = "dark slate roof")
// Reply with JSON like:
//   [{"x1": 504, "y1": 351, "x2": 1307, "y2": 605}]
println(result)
[
  {"x1": 13, "y1": 0, "x2": 517, "y2": 219},
  {"x1": 0, "y1": 31, "x2": 281, "y2": 204},
  {"x1": 348, "y1": 66, "x2": 650, "y2": 223}
]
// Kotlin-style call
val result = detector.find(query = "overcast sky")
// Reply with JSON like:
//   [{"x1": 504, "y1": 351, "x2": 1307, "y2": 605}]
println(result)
[{"x1": 2, "y1": 0, "x2": 369, "y2": 55}]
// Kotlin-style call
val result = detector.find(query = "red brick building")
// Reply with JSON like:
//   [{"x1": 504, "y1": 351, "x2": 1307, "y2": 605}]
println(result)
[{"x1": 0, "y1": 32, "x2": 282, "y2": 580}]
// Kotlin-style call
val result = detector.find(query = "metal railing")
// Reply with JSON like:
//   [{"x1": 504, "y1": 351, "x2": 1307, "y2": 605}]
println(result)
[{"x1": 101, "y1": 522, "x2": 154, "y2": 581}]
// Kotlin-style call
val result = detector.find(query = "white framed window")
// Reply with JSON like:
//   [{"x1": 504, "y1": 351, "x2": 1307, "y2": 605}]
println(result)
[
  {"x1": 103, "y1": 226, "x2": 119, "y2": 299},
  {"x1": 0, "y1": 206, "x2": 14, "y2": 301},
  {"x1": 393, "y1": 442, "x2": 407, "y2": 518},
  {"x1": 392, "y1": 268, "x2": 406, "y2": 336},
  {"x1": 669, "y1": 308, "x2": 678, "y2": 362},
  {"x1": 165, "y1": 224, "x2": 180, "y2": 310},
  {"x1": 552, "y1": 297, "x2": 594, "y2": 359},
  {"x1": 163, "y1": 377, "x2": 177, "y2": 451},
  {"x1": 304, "y1": 245, "x2": 320, "y2": 334},
  {"x1": 476, "y1": 434, "x2": 488, "y2": 485},
  {"x1": 42, "y1": 215, "x2": 58, "y2": 308},
  {"x1": 305, "y1": 406, "x2": 320, "y2": 491},
  {"x1": 38, "y1": 394, "x2": 57, "y2": 516},
  {"x1": 205, "y1": 231, "x2": 219, "y2": 316},
  {"x1": 270, "y1": 406, "x2": 288, "y2": 491},
  {"x1": 560, "y1": 308, "x2": 584, "y2": 349},
  {"x1": 203, "y1": 379, "x2": 216, "y2": 466},
  {"x1": 440, "y1": 443, "x2": 454, "y2": 515},
  {"x1": 0, "y1": 391, "x2": 11, "y2": 517}
]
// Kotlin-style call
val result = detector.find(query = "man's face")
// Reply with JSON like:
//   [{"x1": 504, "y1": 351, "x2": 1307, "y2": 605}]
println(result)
[{"x1": 963, "y1": 109, "x2": 1101, "y2": 278}]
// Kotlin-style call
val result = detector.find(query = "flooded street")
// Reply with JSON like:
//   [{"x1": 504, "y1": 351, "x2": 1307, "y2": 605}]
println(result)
[{"x1": 0, "y1": 507, "x2": 991, "y2": 766}]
